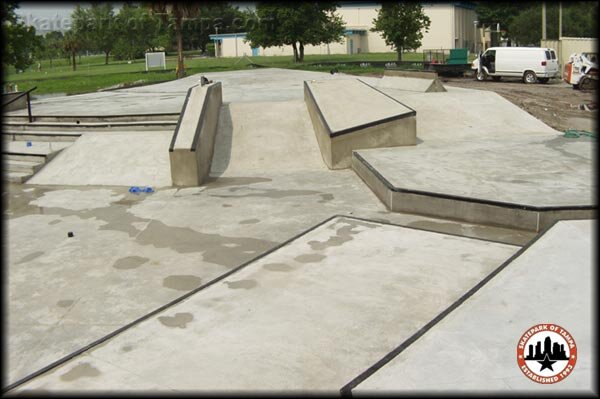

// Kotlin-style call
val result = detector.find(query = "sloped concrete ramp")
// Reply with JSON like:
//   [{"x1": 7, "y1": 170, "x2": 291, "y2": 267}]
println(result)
[
  {"x1": 211, "y1": 100, "x2": 326, "y2": 176},
  {"x1": 14, "y1": 216, "x2": 518, "y2": 392},
  {"x1": 353, "y1": 219, "x2": 594, "y2": 393},
  {"x1": 27, "y1": 131, "x2": 173, "y2": 187}
]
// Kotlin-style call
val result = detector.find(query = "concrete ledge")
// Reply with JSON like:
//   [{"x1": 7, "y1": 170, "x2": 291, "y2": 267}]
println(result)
[
  {"x1": 304, "y1": 79, "x2": 416, "y2": 169},
  {"x1": 169, "y1": 82, "x2": 222, "y2": 186},
  {"x1": 352, "y1": 152, "x2": 596, "y2": 231},
  {"x1": 384, "y1": 69, "x2": 439, "y2": 79}
]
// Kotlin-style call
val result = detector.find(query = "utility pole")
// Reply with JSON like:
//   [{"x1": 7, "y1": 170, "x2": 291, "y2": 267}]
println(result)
[
  {"x1": 542, "y1": 2, "x2": 547, "y2": 41},
  {"x1": 473, "y1": 20, "x2": 479, "y2": 53},
  {"x1": 559, "y1": 2, "x2": 562, "y2": 38}
]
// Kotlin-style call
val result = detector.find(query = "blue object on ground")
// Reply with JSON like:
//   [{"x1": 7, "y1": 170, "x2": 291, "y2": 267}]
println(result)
[
  {"x1": 26, "y1": 141, "x2": 32, "y2": 147},
  {"x1": 129, "y1": 186, "x2": 154, "y2": 194}
]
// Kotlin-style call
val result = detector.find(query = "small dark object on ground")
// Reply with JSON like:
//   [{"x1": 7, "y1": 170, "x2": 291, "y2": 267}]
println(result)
[
  {"x1": 67, "y1": 232, "x2": 74, "y2": 237},
  {"x1": 330, "y1": 68, "x2": 338, "y2": 75}
]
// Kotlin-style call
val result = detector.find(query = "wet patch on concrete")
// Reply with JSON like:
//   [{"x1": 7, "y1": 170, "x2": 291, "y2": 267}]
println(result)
[
  {"x1": 210, "y1": 188, "x2": 324, "y2": 200},
  {"x1": 112, "y1": 256, "x2": 150, "y2": 270},
  {"x1": 309, "y1": 218, "x2": 378, "y2": 251},
  {"x1": 318, "y1": 193, "x2": 334, "y2": 203},
  {"x1": 16, "y1": 251, "x2": 45, "y2": 264},
  {"x1": 158, "y1": 312, "x2": 194, "y2": 328},
  {"x1": 294, "y1": 253, "x2": 327, "y2": 263},
  {"x1": 543, "y1": 135, "x2": 592, "y2": 161},
  {"x1": 222, "y1": 204, "x2": 233, "y2": 208},
  {"x1": 30, "y1": 189, "x2": 124, "y2": 211},
  {"x1": 57, "y1": 299, "x2": 75, "y2": 308},
  {"x1": 136, "y1": 220, "x2": 278, "y2": 268},
  {"x1": 114, "y1": 198, "x2": 142, "y2": 206},
  {"x1": 225, "y1": 279, "x2": 258, "y2": 289},
  {"x1": 205, "y1": 176, "x2": 272, "y2": 189},
  {"x1": 49, "y1": 219, "x2": 61, "y2": 225},
  {"x1": 263, "y1": 263, "x2": 293, "y2": 272},
  {"x1": 163, "y1": 275, "x2": 203, "y2": 291},
  {"x1": 121, "y1": 345, "x2": 133, "y2": 352},
  {"x1": 239, "y1": 218, "x2": 260, "y2": 225},
  {"x1": 59, "y1": 362, "x2": 101, "y2": 382}
]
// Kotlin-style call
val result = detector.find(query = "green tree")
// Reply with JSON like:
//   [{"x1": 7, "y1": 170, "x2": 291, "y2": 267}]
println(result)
[
  {"x1": 113, "y1": 4, "x2": 164, "y2": 60},
  {"x1": 2, "y1": 1, "x2": 41, "y2": 72},
  {"x1": 562, "y1": 1, "x2": 598, "y2": 37},
  {"x1": 62, "y1": 30, "x2": 81, "y2": 71},
  {"x1": 150, "y1": 3, "x2": 201, "y2": 78},
  {"x1": 183, "y1": 3, "x2": 246, "y2": 54},
  {"x1": 474, "y1": 2, "x2": 522, "y2": 30},
  {"x1": 371, "y1": 3, "x2": 431, "y2": 62},
  {"x1": 88, "y1": 3, "x2": 117, "y2": 64},
  {"x1": 499, "y1": 2, "x2": 597, "y2": 46},
  {"x1": 70, "y1": 4, "x2": 91, "y2": 60},
  {"x1": 245, "y1": 2, "x2": 345, "y2": 63},
  {"x1": 36, "y1": 31, "x2": 64, "y2": 68}
]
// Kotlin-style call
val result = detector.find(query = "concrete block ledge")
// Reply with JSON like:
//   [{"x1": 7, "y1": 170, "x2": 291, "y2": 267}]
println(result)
[
  {"x1": 352, "y1": 151, "x2": 596, "y2": 231},
  {"x1": 304, "y1": 78, "x2": 417, "y2": 169},
  {"x1": 169, "y1": 82, "x2": 222, "y2": 186}
]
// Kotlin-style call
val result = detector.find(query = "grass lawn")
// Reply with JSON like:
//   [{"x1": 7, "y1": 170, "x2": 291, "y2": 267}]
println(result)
[{"x1": 3, "y1": 51, "x2": 425, "y2": 96}]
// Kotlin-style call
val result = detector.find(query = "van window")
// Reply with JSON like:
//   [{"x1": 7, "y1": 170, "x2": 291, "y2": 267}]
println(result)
[
  {"x1": 545, "y1": 50, "x2": 551, "y2": 60},
  {"x1": 484, "y1": 49, "x2": 495, "y2": 61},
  {"x1": 550, "y1": 50, "x2": 557, "y2": 59}
]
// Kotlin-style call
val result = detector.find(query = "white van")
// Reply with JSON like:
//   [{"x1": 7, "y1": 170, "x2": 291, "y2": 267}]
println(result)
[{"x1": 471, "y1": 47, "x2": 559, "y2": 83}]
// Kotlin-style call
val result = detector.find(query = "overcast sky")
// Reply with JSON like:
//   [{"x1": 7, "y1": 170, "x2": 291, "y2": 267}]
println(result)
[{"x1": 15, "y1": 2, "x2": 257, "y2": 33}]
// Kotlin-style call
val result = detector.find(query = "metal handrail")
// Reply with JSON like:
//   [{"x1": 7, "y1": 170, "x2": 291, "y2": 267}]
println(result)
[{"x1": 3, "y1": 86, "x2": 37, "y2": 122}]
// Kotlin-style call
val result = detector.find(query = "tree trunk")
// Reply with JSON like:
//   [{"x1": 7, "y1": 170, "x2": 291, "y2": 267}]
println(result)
[
  {"x1": 292, "y1": 42, "x2": 298, "y2": 63},
  {"x1": 299, "y1": 42, "x2": 304, "y2": 63},
  {"x1": 175, "y1": 15, "x2": 185, "y2": 79},
  {"x1": 72, "y1": 51, "x2": 77, "y2": 71},
  {"x1": 397, "y1": 46, "x2": 403, "y2": 62},
  {"x1": 105, "y1": 51, "x2": 109, "y2": 65}
]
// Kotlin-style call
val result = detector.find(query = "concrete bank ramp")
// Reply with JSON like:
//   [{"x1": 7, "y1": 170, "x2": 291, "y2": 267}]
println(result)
[
  {"x1": 210, "y1": 100, "x2": 326, "y2": 176},
  {"x1": 27, "y1": 131, "x2": 173, "y2": 187},
  {"x1": 353, "y1": 219, "x2": 594, "y2": 393}
]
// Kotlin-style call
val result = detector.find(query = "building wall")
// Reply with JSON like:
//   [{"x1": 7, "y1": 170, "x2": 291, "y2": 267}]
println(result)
[
  {"x1": 213, "y1": 3, "x2": 478, "y2": 57},
  {"x1": 541, "y1": 37, "x2": 598, "y2": 73}
]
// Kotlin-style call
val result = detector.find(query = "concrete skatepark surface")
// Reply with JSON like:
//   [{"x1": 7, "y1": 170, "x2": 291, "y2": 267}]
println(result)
[
  {"x1": 27, "y1": 131, "x2": 173, "y2": 187},
  {"x1": 4, "y1": 68, "x2": 596, "y2": 394},
  {"x1": 354, "y1": 219, "x2": 594, "y2": 393},
  {"x1": 305, "y1": 78, "x2": 414, "y2": 134},
  {"x1": 13, "y1": 216, "x2": 519, "y2": 391},
  {"x1": 355, "y1": 134, "x2": 595, "y2": 207}
]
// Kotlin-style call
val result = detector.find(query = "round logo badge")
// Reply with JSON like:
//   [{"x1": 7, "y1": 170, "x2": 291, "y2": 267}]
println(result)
[{"x1": 517, "y1": 323, "x2": 577, "y2": 384}]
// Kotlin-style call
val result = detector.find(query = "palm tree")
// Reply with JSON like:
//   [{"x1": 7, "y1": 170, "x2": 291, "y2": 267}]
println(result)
[{"x1": 150, "y1": 3, "x2": 200, "y2": 79}]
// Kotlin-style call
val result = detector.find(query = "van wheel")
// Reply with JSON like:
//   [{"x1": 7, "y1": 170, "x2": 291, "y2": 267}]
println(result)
[
  {"x1": 492, "y1": 76, "x2": 502, "y2": 82},
  {"x1": 523, "y1": 71, "x2": 537, "y2": 84},
  {"x1": 476, "y1": 70, "x2": 487, "y2": 81},
  {"x1": 538, "y1": 78, "x2": 549, "y2": 84}
]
